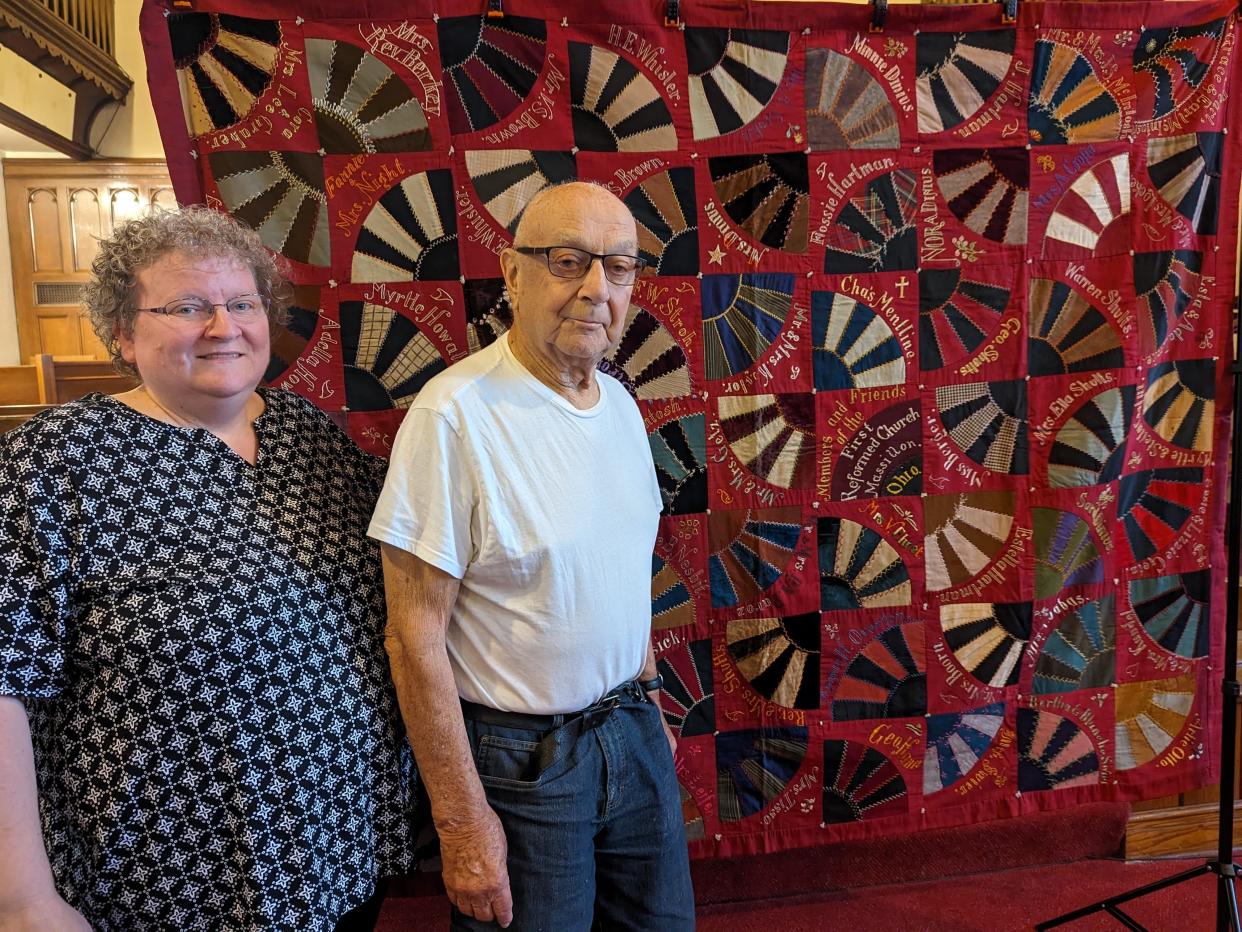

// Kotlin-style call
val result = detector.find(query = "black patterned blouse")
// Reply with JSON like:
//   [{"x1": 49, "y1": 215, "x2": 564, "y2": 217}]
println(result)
[{"x1": 0, "y1": 390, "x2": 418, "y2": 931}]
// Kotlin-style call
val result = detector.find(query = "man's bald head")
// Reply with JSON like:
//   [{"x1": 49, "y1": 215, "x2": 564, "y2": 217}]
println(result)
[
  {"x1": 499, "y1": 180, "x2": 640, "y2": 390},
  {"x1": 511, "y1": 181, "x2": 637, "y2": 248}
]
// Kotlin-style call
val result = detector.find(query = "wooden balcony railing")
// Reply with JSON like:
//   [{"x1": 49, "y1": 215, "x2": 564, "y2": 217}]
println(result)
[
  {"x1": 40, "y1": 0, "x2": 113, "y2": 58},
  {"x1": 0, "y1": 0, "x2": 131, "y2": 157}
]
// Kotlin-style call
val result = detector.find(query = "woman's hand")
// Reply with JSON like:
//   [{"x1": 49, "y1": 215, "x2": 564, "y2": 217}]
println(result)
[
  {"x1": 0, "y1": 699, "x2": 88, "y2": 931},
  {"x1": 0, "y1": 892, "x2": 91, "y2": 931}
]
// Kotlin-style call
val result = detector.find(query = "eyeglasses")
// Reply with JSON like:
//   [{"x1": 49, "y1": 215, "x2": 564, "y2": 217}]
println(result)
[
  {"x1": 514, "y1": 246, "x2": 646, "y2": 286},
  {"x1": 136, "y1": 294, "x2": 268, "y2": 324}
]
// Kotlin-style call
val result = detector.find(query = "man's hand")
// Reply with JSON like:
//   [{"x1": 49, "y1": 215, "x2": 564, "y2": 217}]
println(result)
[
  {"x1": 438, "y1": 808, "x2": 513, "y2": 928},
  {"x1": 0, "y1": 892, "x2": 91, "y2": 931}
]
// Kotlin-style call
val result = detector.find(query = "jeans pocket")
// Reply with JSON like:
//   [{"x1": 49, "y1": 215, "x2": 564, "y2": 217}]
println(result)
[{"x1": 475, "y1": 734, "x2": 545, "y2": 789}]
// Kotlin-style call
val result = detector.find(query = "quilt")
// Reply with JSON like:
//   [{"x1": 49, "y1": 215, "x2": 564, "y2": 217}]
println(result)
[{"x1": 140, "y1": 0, "x2": 1241, "y2": 857}]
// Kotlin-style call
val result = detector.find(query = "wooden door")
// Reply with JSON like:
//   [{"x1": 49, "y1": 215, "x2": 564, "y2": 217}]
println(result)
[{"x1": 4, "y1": 159, "x2": 175, "y2": 361}]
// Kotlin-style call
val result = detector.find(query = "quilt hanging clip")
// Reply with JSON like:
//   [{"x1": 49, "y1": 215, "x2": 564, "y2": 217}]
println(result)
[
  {"x1": 664, "y1": 0, "x2": 681, "y2": 28},
  {"x1": 1001, "y1": 0, "x2": 1019, "y2": 25},
  {"x1": 486, "y1": 0, "x2": 504, "y2": 20},
  {"x1": 869, "y1": 0, "x2": 888, "y2": 34}
]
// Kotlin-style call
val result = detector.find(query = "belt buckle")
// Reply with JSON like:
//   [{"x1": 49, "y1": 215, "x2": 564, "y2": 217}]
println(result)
[{"x1": 583, "y1": 695, "x2": 621, "y2": 729}]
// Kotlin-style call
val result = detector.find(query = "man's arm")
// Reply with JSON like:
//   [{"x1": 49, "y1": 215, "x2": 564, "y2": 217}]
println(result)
[
  {"x1": 0, "y1": 696, "x2": 89, "y2": 931},
  {"x1": 380, "y1": 543, "x2": 513, "y2": 929}
]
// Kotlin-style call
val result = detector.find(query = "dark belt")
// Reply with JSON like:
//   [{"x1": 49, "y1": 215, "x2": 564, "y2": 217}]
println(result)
[
  {"x1": 460, "y1": 678, "x2": 647, "y2": 731},
  {"x1": 461, "y1": 680, "x2": 649, "y2": 782}
]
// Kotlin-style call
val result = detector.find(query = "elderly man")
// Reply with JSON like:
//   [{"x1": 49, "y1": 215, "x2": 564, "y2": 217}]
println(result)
[{"x1": 369, "y1": 182, "x2": 695, "y2": 930}]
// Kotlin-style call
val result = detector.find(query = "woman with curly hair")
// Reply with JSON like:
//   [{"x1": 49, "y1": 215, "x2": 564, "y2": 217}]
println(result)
[{"x1": 0, "y1": 207, "x2": 419, "y2": 930}]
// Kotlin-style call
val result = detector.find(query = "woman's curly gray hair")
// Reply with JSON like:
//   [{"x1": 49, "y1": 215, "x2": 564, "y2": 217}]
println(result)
[{"x1": 83, "y1": 205, "x2": 291, "y2": 378}]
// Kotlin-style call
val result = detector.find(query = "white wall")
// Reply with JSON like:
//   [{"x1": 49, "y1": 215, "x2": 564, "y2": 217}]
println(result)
[{"x1": 96, "y1": 0, "x2": 165, "y2": 160}]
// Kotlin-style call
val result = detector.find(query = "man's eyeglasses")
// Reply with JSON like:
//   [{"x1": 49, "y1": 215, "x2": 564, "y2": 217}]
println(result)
[
  {"x1": 514, "y1": 246, "x2": 646, "y2": 286},
  {"x1": 136, "y1": 294, "x2": 268, "y2": 324}
]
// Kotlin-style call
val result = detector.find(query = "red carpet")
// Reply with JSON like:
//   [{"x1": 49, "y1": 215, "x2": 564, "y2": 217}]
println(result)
[
  {"x1": 695, "y1": 858, "x2": 1222, "y2": 931},
  {"x1": 380, "y1": 857, "x2": 1226, "y2": 930},
  {"x1": 378, "y1": 805, "x2": 1228, "y2": 930}
]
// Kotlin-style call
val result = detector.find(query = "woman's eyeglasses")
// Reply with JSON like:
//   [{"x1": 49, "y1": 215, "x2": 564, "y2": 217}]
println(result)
[{"x1": 136, "y1": 294, "x2": 268, "y2": 324}]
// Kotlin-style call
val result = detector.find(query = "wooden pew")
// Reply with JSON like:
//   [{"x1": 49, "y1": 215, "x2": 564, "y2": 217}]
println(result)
[
  {"x1": 0, "y1": 364, "x2": 40, "y2": 405},
  {"x1": 0, "y1": 404, "x2": 53, "y2": 433},
  {"x1": 32, "y1": 354, "x2": 138, "y2": 404}
]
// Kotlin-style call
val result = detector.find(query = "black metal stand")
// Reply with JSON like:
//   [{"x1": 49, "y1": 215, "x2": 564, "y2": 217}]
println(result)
[{"x1": 1037, "y1": 302, "x2": 1242, "y2": 932}]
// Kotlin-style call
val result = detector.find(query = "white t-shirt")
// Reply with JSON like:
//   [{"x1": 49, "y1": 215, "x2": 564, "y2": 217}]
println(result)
[{"x1": 369, "y1": 333, "x2": 663, "y2": 714}]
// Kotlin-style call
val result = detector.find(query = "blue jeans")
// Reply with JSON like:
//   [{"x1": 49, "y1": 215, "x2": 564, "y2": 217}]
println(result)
[{"x1": 453, "y1": 690, "x2": 695, "y2": 931}]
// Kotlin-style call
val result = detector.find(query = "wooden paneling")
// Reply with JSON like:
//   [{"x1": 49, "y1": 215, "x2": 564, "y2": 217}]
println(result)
[
  {"x1": 108, "y1": 186, "x2": 142, "y2": 232},
  {"x1": 1125, "y1": 802, "x2": 1242, "y2": 859},
  {"x1": 0, "y1": 365, "x2": 38, "y2": 404},
  {"x1": 36, "y1": 314, "x2": 79, "y2": 356},
  {"x1": 29, "y1": 188, "x2": 62, "y2": 272},
  {"x1": 69, "y1": 187, "x2": 103, "y2": 272},
  {"x1": 150, "y1": 187, "x2": 178, "y2": 212},
  {"x1": 79, "y1": 315, "x2": 105, "y2": 356},
  {"x1": 4, "y1": 159, "x2": 173, "y2": 360}
]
